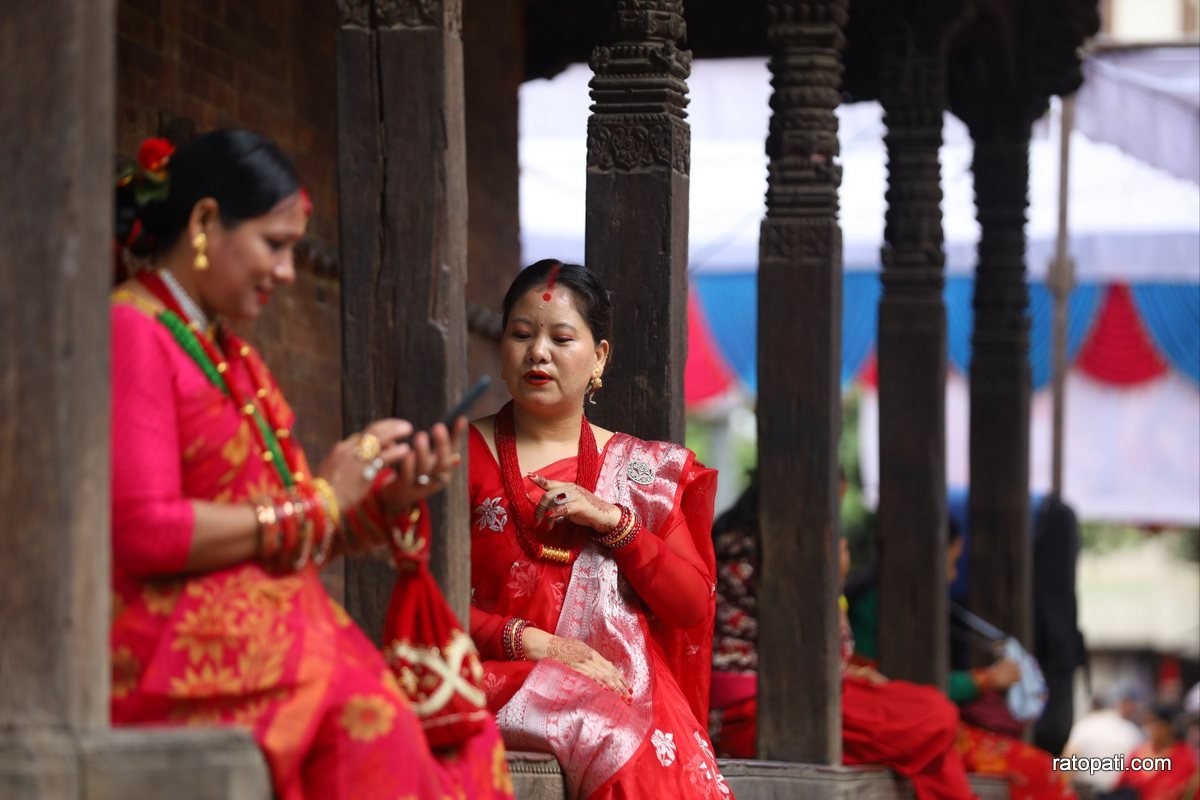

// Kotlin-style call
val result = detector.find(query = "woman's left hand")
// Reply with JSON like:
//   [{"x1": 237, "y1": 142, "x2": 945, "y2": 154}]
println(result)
[
  {"x1": 528, "y1": 473, "x2": 621, "y2": 534},
  {"x1": 377, "y1": 418, "x2": 469, "y2": 518}
]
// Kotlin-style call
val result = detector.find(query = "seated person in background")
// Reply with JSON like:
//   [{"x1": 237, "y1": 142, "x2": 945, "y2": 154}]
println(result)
[
  {"x1": 847, "y1": 520, "x2": 1075, "y2": 800},
  {"x1": 710, "y1": 477, "x2": 976, "y2": 800},
  {"x1": 1063, "y1": 694, "x2": 1146, "y2": 792},
  {"x1": 1102, "y1": 705, "x2": 1199, "y2": 800}
]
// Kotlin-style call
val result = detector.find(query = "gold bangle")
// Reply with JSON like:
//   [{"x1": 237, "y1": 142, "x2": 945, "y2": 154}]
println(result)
[{"x1": 312, "y1": 477, "x2": 341, "y2": 527}]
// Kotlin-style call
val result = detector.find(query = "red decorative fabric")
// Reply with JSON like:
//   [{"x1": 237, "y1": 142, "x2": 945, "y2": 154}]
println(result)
[
  {"x1": 109, "y1": 296, "x2": 512, "y2": 800},
  {"x1": 382, "y1": 502, "x2": 490, "y2": 751},
  {"x1": 957, "y1": 723, "x2": 1075, "y2": 800},
  {"x1": 686, "y1": 291, "x2": 736, "y2": 405},
  {"x1": 714, "y1": 678, "x2": 975, "y2": 800},
  {"x1": 1115, "y1": 742, "x2": 1198, "y2": 800},
  {"x1": 1076, "y1": 283, "x2": 1169, "y2": 386}
]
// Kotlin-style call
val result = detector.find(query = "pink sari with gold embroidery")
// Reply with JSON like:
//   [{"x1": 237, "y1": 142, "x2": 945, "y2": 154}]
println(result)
[
  {"x1": 468, "y1": 425, "x2": 732, "y2": 799},
  {"x1": 109, "y1": 298, "x2": 513, "y2": 800}
]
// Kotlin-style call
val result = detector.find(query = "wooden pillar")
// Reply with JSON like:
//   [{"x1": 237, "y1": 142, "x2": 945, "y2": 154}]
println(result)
[
  {"x1": 336, "y1": 0, "x2": 471, "y2": 633},
  {"x1": 966, "y1": 119, "x2": 1035, "y2": 650},
  {"x1": 755, "y1": 0, "x2": 848, "y2": 764},
  {"x1": 584, "y1": 0, "x2": 690, "y2": 444},
  {"x1": 872, "y1": 0, "x2": 967, "y2": 689},
  {"x1": 0, "y1": 0, "x2": 113, "y2": 738},
  {"x1": 947, "y1": 0, "x2": 1100, "y2": 657},
  {"x1": 0, "y1": 0, "x2": 110, "y2": 794}
]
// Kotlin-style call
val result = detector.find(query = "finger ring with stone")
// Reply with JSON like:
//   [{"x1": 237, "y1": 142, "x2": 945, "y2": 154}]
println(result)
[
  {"x1": 553, "y1": 491, "x2": 570, "y2": 506},
  {"x1": 416, "y1": 474, "x2": 431, "y2": 486},
  {"x1": 353, "y1": 432, "x2": 382, "y2": 463},
  {"x1": 362, "y1": 457, "x2": 384, "y2": 482}
]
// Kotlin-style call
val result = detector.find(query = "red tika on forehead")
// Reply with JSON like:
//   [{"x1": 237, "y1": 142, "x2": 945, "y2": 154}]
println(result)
[
  {"x1": 299, "y1": 186, "x2": 313, "y2": 218},
  {"x1": 542, "y1": 263, "x2": 561, "y2": 301}
]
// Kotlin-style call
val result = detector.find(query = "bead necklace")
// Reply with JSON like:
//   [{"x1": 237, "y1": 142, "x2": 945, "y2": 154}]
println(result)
[
  {"x1": 494, "y1": 401, "x2": 599, "y2": 565},
  {"x1": 159, "y1": 268, "x2": 211, "y2": 331},
  {"x1": 136, "y1": 270, "x2": 300, "y2": 488}
]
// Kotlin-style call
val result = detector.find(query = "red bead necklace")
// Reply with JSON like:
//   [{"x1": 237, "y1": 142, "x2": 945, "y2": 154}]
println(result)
[
  {"x1": 135, "y1": 270, "x2": 304, "y2": 488},
  {"x1": 494, "y1": 401, "x2": 600, "y2": 565}
]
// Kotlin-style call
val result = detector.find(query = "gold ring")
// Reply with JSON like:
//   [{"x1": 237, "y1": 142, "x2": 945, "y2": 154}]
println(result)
[{"x1": 353, "y1": 432, "x2": 382, "y2": 463}]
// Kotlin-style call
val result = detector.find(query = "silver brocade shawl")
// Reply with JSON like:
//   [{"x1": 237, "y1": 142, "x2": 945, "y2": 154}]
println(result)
[{"x1": 495, "y1": 434, "x2": 692, "y2": 799}]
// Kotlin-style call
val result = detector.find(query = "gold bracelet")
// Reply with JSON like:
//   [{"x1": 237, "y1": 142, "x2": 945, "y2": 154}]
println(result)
[{"x1": 312, "y1": 477, "x2": 341, "y2": 527}]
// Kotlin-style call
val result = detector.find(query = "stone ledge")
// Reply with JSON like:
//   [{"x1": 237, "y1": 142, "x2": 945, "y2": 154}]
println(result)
[
  {"x1": 507, "y1": 753, "x2": 1012, "y2": 800},
  {"x1": 0, "y1": 727, "x2": 270, "y2": 800}
]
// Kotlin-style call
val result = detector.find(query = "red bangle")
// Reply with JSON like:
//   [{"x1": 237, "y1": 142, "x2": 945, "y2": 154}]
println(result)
[{"x1": 503, "y1": 617, "x2": 530, "y2": 661}]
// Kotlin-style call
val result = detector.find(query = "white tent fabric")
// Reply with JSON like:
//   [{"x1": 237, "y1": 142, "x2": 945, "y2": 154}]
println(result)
[
  {"x1": 857, "y1": 370, "x2": 1200, "y2": 526},
  {"x1": 520, "y1": 58, "x2": 1200, "y2": 282},
  {"x1": 519, "y1": 58, "x2": 1200, "y2": 525},
  {"x1": 1075, "y1": 533, "x2": 1200, "y2": 657},
  {"x1": 1075, "y1": 47, "x2": 1200, "y2": 185}
]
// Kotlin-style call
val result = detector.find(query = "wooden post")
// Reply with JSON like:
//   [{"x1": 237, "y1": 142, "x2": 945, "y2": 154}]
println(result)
[
  {"x1": 755, "y1": 0, "x2": 848, "y2": 764},
  {"x1": 337, "y1": 0, "x2": 471, "y2": 634},
  {"x1": 584, "y1": 0, "x2": 691, "y2": 444},
  {"x1": 948, "y1": 0, "x2": 1099, "y2": 652},
  {"x1": 0, "y1": 0, "x2": 113, "y2": 734},
  {"x1": 966, "y1": 121, "x2": 1035, "y2": 650},
  {"x1": 872, "y1": 0, "x2": 967, "y2": 689}
]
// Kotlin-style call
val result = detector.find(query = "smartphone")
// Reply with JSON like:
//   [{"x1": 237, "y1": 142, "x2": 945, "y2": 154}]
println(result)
[{"x1": 438, "y1": 375, "x2": 493, "y2": 428}]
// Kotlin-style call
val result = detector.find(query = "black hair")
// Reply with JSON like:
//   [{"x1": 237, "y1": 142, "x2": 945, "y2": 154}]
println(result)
[
  {"x1": 949, "y1": 516, "x2": 963, "y2": 544},
  {"x1": 501, "y1": 259, "x2": 613, "y2": 345},
  {"x1": 116, "y1": 129, "x2": 300, "y2": 258}
]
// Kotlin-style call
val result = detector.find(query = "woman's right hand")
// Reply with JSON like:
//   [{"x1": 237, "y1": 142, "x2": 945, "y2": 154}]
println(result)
[
  {"x1": 986, "y1": 657, "x2": 1022, "y2": 690},
  {"x1": 316, "y1": 419, "x2": 414, "y2": 511},
  {"x1": 522, "y1": 628, "x2": 632, "y2": 702}
]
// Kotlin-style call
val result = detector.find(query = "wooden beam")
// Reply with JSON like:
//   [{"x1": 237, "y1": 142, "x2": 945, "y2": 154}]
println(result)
[
  {"x1": 755, "y1": 0, "x2": 848, "y2": 764},
  {"x1": 337, "y1": 0, "x2": 471, "y2": 635},
  {"x1": 584, "y1": 0, "x2": 690, "y2": 444},
  {"x1": 0, "y1": 0, "x2": 114, "y2": 733}
]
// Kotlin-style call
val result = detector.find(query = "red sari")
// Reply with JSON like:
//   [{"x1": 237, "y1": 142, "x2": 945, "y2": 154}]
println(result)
[
  {"x1": 109, "y1": 296, "x2": 513, "y2": 800},
  {"x1": 467, "y1": 425, "x2": 731, "y2": 799}
]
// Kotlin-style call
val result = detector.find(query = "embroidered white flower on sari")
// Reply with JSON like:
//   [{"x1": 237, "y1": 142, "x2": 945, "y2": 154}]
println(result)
[
  {"x1": 694, "y1": 730, "x2": 714, "y2": 761},
  {"x1": 474, "y1": 497, "x2": 508, "y2": 532},
  {"x1": 506, "y1": 561, "x2": 541, "y2": 598},
  {"x1": 684, "y1": 753, "x2": 716, "y2": 794},
  {"x1": 651, "y1": 729, "x2": 677, "y2": 767}
]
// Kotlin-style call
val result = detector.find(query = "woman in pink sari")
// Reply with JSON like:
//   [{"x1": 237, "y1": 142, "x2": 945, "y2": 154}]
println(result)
[
  {"x1": 110, "y1": 130, "x2": 512, "y2": 800},
  {"x1": 467, "y1": 260, "x2": 730, "y2": 799}
]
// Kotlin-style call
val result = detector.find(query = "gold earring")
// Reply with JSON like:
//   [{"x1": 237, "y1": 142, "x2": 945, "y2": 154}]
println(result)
[
  {"x1": 586, "y1": 371, "x2": 603, "y2": 405},
  {"x1": 192, "y1": 232, "x2": 209, "y2": 272}
]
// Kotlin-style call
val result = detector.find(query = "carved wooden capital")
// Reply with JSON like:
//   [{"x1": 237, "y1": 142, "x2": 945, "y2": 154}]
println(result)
[
  {"x1": 375, "y1": 0, "x2": 462, "y2": 32},
  {"x1": 762, "y1": 0, "x2": 847, "y2": 219},
  {"x1": 586, "y1": 115, "x2": 689, "y2": 174},
  {"x1": 612, "y1": 0, "x2": 686, "y2": 42},
  {"x1": 336, "y1": 0, "x2": 371, "y2": 27},
  {"x1": 760, "y1": 218, "x2": 839, "y2": 261}
]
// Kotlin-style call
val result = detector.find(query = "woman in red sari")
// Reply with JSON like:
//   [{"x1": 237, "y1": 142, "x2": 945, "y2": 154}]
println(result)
[
  {"x1": 110, "y1": 130, "x2": 512, "y2": 800},
  {"x1": 467, "y1": 260, "x2": 730, "y2": 799}
]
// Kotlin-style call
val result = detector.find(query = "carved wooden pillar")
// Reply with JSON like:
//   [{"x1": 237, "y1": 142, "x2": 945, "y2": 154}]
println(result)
[
  {"x1": 966, "y1": 114, "x2": 1036, "y2": 651},
  {"x1": 337, "y1": 0, "x2": 470, "y2": 633},
  {"x1": 872, "y1": 0, "x2": 967, "y2": 689},
  {"x1": 948, "y1": 0, "x2": 1100, "y2": 656},
  {"x1": 755, "y1": 0, "x2": 848, "y2": 764},
  {"x1": 584, "y1": 0, "x2": 690, "y2": 444}
]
